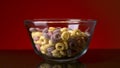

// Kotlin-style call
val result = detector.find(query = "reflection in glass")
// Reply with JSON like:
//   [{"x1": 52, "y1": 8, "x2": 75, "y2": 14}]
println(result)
[{"x1": 37, "y1": 61, "x2": 85, "y2": 68}]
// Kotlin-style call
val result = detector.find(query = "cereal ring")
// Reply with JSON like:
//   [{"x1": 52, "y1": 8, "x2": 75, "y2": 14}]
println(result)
[
  {"x1": 47, "y1": 32, "x2": 53, "y2": 37},
  {"x1": 31, "y1": 31, "x2": 42, "y2": 38},
  {"x1": 52, "y1": 50, "x2": 62, "y2": 58},
  {"x1": 42, "y1": 28, "x2": 48, "y2": 33},
  {"x1": 81, "y1": 32, "x2": 86, "y2": 37},
  {"x1": 41, "y1": 50, "x2": 46, "y2": 54},
  {"x1": 51, "y1": 32, "x2": 61, "y2": 43},
  {"x1": 35, "y1": 28, "x2": 41, "y2": 31},
  {"x1": 60, "y1": 51, "x2": 66, "y2": 56},
  {"x1": 68, "y1": 30, "x2": 73, "y2": 34},
  {"x1": 46, "y1": 52, "x2": 52, "y2": 56},
  {"x1": 49, "y1": 40, "x2": 55, "y2": 46},
  {"x1": 71, "y1": 29, "x2": 81, "y2": 36},
  {"x1": 68, "y1": 38, "x2": 77, "y2": 49},
  {"x1": 39, "y1": 36, "x2": 48, "y2": 45},
  {"x1": 34, "y1": 40, "x2": 41, "y2": 45},
  {"x1": 61, "y1": 31, "x2": 70, "y2": 41},
  {"x1": 47, "y1": 46, "x2": 55, "y2": 52},
  {"x1": 35, "y1": 44, "x2": 40, "y2": 51},
  {"x1": 48, "y1": 27, "x2": 56, "y2": 32},
  {"x1": 43, "y1": 33, "x2": 50, "y2": 39},
  {"x1": 29, "y1": 28, "x2": 36, "y2": 32},
  {"x1": 55, "y1": 43, "x2": 65, "y2": 51},
  {"x1": 53, "y1": 29, "x2": 61, "y2": 33},
  {"x1": 85, "y1": 32, "x2": 90, "y2": 37},
  {"x1": 60, "y1": 27, "x2": 68, "y2": 32},
  {"x1": 33, "y1": 36, "x2": 39, "y2": 41},
  {"x1": 63, "y1": 41, "x2": 68, "y2": 49},
  {"x1": 40, "y1": 44, "x2": 50, "y2": 54}
]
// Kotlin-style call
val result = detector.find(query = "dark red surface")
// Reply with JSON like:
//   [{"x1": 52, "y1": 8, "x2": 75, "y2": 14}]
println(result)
[
  {"x1": 0, "y1": 0, "x2": 120, "y2": 50},
  {"x1": 0, "y1": 49, "x2": 120, "y2": 68}
]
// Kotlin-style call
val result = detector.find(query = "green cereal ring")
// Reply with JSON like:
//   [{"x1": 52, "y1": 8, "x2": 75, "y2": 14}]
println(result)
[
  {"x1": 61, "y1": 31, "x2": 70, "y2": 41},
  {"x1": 55, "y1": 43, "x2": 65, "y2": 51}
]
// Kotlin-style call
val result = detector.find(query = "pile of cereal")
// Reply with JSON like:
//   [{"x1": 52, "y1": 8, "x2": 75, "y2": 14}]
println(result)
[{"x1": 29, "y1": 27, "x2": 90, "y2": 58}]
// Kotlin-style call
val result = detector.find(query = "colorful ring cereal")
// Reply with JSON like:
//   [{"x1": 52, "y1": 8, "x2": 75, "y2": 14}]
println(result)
[
  {"x1": 71, "y1": 29, "x2": 81, "y2": 36},
  {"x1": 60, "y1": 51, "x2": 66, "y2": 56},
  {"x1": 60, "y1": 27, "x2": 68, "y2": 32},
  {"x1": 30, "y1": 26, "x2": 90, "y2": 58},
  {"x1": 55, "y1": 42, "x2": 65, "y2": 51},
  {"x1": 31, "y1": 31, "x2": 42, "y2": 38},
  {"x1": 51, "y1": 32, "x2": 61, "y2": 43},
  {"x1": 52, "y1": 50, "x2": 62, "y2": 58},
  {"x1": 63, "y1": 41, "x2": 68, "y2": 50},
  {"x1": 61, "y1": 31, "x2": 70, "y2": 41},
  {"x1": 39, "y1": 36, "x2": 48, "y2": 45},
  {"x1": 48, "y1": 27, "x2": 56, "y2": 32},
  {"x1": 42, "y1": 28, "x2": 48, "y2": 33}
]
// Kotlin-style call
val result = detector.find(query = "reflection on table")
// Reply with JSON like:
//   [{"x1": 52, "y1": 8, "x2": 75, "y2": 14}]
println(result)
[{"x1": 37, "y1": 61, "x2": 85, "y2": 68}]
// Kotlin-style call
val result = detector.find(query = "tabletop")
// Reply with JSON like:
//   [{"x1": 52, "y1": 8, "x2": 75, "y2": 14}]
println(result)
[{"x1": 0, "y1": 49, "x2": 120, "y2": 68}]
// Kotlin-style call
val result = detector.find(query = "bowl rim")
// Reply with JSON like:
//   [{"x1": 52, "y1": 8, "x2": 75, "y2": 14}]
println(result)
[{"x1": 24, "y1": 18, "x2": 97, "y2": 23}]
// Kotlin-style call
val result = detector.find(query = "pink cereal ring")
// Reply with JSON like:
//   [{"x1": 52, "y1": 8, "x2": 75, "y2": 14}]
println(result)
[
  {"x1": 33, "y1": 36, "x2": 39, "y2": 41},
  {"x1": 35, "y1": 44, "x2": 40, "y2": 51}
]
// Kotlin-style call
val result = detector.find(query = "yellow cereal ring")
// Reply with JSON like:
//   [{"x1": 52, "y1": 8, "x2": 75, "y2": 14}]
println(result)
[
  {"x1": 40, "y1": 44, "x2": 50, "y2": 54},
  {"x1": 41, "y1": 50, "x2": 46, "y2": 54},
  {"x1": 68, "y1": 30, "x2": 73, "y2": 34},
  {"x1": 71, "y1": 29, "x2": 81, "y2": 36},
  {"x1": 52, "y1": 50, "x2": 62, "y2": 58},
  {"x1": 55, "y1": 43, "x2": 65, "y2": 51},
  {"x1": 60, "y1": 51, "x2": 66, "y2": 56},
  {"x1": 31, "y1": 31, "x2": 42, "y2": 38},
  {"x1": 60, "y1": 27, "x2": 68, "y2": 32},
  {"x1": 48, "y1": 40, "x2": 55, "y2": 46},
  {"x1": 51, "y1": 49, "x2": 59, "y2": 54},
  {"x1": 39, "y1": 36, "x2": 48, "y2": 45},
  {"x1": 61, "y1": 31, "x2": 70, "y2": 41},
  {"x1": 48, "y1": 27, "x2": 56, "y2": 32},
  {"x1": 63, "y1": 41, "x2": 68, "y2": 49},
  {"x1": 34, "y1": 40, "x2": 41, "y2": 45},
  {"x1": 52, "y1": 53, "x2": 62, "y2": 58},
  {"x1": 81, "y1": 32, "x2": 86, "y2": 37},
  {"x1": 40, "y1": 46, "x2": 47, "y2": 54}
]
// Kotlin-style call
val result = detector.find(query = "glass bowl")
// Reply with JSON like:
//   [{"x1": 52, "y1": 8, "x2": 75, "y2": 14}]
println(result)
[{"x1": 24, "y1": 19, "x2": 96, "y2": 62}]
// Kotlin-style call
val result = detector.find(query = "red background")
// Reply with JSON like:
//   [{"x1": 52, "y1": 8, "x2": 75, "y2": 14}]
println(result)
[{"x1": 0, "y1": 0, "x2": 120, "y2": 50}]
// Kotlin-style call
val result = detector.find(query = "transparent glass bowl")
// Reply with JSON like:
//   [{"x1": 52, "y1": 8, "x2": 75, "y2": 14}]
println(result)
[{"x1": 24, "y1": 19, "x2": 96, "y2": 62}]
